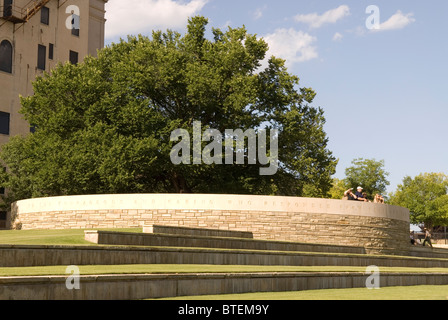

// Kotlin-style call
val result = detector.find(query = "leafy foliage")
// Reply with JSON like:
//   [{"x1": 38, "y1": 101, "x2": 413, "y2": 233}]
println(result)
[
  {"x1": 327, "y1": 158, "x2": 390, "y2": 200},
  {"x1": 389, "y1": 173, "x2": 448, "y2": 228},
  {"x1": 0, "y1": 17, "x2": 337, "y2": 205},
  {"x1": 328, "y1": 178, "x2": 349, "y2": 200},
  {"x1": 344, "y1": 158, "x2": 390, "y2": 199}
]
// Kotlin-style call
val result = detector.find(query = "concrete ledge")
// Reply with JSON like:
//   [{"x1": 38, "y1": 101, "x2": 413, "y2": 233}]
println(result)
[
  {"x1": 85, "y1": 230, "x2": 367, "y2": 255},
  {"x1": 13, "y1": 194, "x2": 410, "y2": 221},
  {"x1": 142, "y1": 224, "x2": 254, "y2": 239},
  {"x1": 407, "y1": 246, "x2": 448, "y2": 260},
  {"x1": 1, "y1": 272, "x2": 448, "y2": 300},
  {"x1": 2, "y1": 244, "x2": 448, "y2": 269}
]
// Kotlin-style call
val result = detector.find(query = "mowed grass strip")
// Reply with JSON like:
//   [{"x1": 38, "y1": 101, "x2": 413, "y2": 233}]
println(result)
[
  {"x1": 1, "y1": 264, "x2": 448, "y2": 277},
  {"x1": 0, "y1": 228, "x2": 142, "y2": 246},
  {"x1": 157, "y1": 285, "x2": 448, "y2": 300}
]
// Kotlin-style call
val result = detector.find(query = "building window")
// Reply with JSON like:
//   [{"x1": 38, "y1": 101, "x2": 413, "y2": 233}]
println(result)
[
  {"x1": 37, "y1": 44, "x2": 46, "y2": 70},
  {"x1": 41, "y1": 6, "x2": 49, "y2": 25},
  {"x1": 71, "y1": 14, "x2": 80, "y2": 36},
  {"x1": 72, "y1": 28, "x2": 80, "y2": 37},
  {"x1": 0, "y1": 40, "x2": 12, "y2": 73},
  {"x1": 49, "y1": 43, "x2": 54, "y2": 60},
  {"x1": 69, "y1": 50, "x2": 78, "y2": 65},
  {"x1": 0, "y1": 111, "x2": 10, "y2": 135},
  {"x1": 3, "y1": 0, "x2": 12, "y2": 17}
]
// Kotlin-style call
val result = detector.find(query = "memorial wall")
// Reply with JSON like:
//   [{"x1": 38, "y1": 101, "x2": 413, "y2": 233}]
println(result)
[{"x1": 10, "y1": 194, "x2": 410, "y2": 254}]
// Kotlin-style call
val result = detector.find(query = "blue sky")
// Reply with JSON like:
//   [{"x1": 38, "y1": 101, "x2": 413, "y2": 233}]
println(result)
[{"x1": 104, "y1": 0, "x2": 448, "y2": 194}]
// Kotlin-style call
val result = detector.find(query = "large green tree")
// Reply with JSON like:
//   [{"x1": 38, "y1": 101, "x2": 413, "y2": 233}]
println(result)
[
  {"x1": 389, "y1": 173, "x2": 448, "y2": 228},
  {"x1": 344, "y1": 158, "x2": 390, "y2": 199},
  {"x1": 0, "y1": 16, "x2": 337, "y2": 205},
  {"x1": 328, "y1": 158, "x2": 390, "y2": 200}
]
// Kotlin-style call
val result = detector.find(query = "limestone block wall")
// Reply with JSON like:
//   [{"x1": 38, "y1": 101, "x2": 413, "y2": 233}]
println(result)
[{"x1": 10, "y1": 194, "x2": 410, "y2": 254}]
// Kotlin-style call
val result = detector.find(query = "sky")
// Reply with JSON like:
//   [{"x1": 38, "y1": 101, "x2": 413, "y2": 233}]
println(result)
[{"x1": 103, "y1": 0, "x2": 448, "y2": 195}]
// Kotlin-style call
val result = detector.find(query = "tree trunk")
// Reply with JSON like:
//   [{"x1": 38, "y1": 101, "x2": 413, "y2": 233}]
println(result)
[{"x1": 171, "y1": 172, "x2": 191, "y2": 193}]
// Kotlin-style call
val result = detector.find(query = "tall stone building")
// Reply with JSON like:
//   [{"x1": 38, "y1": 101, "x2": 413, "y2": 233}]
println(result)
[{"x1": 0, "y1": 0, "x2": 108, "y2": 228}]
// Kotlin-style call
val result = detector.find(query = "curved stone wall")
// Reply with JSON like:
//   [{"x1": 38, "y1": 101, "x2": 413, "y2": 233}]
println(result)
[{"x1": 10, "y1": 194, "x2": 410, "y2": 254}]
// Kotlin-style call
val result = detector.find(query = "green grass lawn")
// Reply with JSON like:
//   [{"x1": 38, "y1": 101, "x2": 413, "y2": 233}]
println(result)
[
  {"x1": 158, "y1": 285, "x2": 448, "y2": 300},
  {"x1": 1, "y1": 264, "x2": 448, "y2": 277},
  {"x1": 0, "y1": 228, "x2": 142, "y2": 246}
]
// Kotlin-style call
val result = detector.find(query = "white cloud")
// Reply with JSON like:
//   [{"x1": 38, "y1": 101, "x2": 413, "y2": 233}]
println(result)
[
  {"x1": 332, "y1": 32, "x2": 343, "y2": 42},
  {"x1": 253, "y1": 5, "x2": 267, "y2": 20},
  {"x1": 376, "y1": 10, "x2": 415, "y2": 32},
  {"x1": 294, "y1": 5, "x2": 350, "y2": 29},
  {"x1": 105, "y1": 0, "x2": 208, "y2": 40},
  {"x1": 263, "y1": 28, "x2": 318, "y2": 68}
]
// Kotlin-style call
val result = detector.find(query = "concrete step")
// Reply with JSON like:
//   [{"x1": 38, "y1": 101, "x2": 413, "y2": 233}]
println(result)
[
  {"x1": 408, "y1": 246, "x2": 448, "y2": 259},
  {"x1": 143, "y1": 224, "x2": 254, "y2": 239},
  {"x1": 2, "y1": 243, "x2": 448, "y2": 269},
  {"x1": 85, "y1": 230, "x2": 367, "y2": 255},
  {"x1": 107, "y1": 225, "x2": 448, "y2": 259},
  {"x1": 2, "y1": 272, "x2": 448, "y2": 300}
]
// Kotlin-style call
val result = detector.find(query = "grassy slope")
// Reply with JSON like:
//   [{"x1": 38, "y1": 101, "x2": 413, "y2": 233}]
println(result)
[
  {"x1": 1, "y1": 228, "x2": 448, "y2": 276},
  {"x1": 1, "y1": 229, "x2": 448, "y2": 300},
  {"x1": 158, "y1": 285, "x2": 448, "y2": 300},
  {"x1": 1, "y1": 264, "x2": 448, "y2": 277},
  {"x1": 0, "y1": 228, "x2": 142, "y2": 245}
]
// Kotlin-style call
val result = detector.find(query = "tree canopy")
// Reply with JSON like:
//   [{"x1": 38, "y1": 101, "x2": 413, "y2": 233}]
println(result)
[
  {"x1": 328, "y1": 158, "x2": 390, "y2": 200},
  {"x1": 389, "y1": 173, "x2": 448, "y2": 228},
  {"x1": 344, "y1": 158, "x2": 390, "y2": 199},
  {"x1": 0, "y1": 16, "x2": 337, "y2": 205}
]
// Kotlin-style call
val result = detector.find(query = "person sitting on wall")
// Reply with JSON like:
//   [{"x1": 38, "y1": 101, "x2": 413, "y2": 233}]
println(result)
[
  {"x1": 354, "y1": 187, "x2": 368, "y2": 202},
  {"x1": 362, "y1": 192, "x2": 372, "y2": 202},
  {"x1": 355, "y1": 186, "x2": 364, "y2": 198},
  {"x1": 410, "y1": 231, "x2": 416, "y2": 245},
  {"x1": 374, "y1": 194, "x2": 385, "y2": 204},
  {"x1": 343, "y1": 188, "x2": 368, "y2": 201},
  {"x1": 342, "y1": 188, "x2": 357, "y2": 200}
]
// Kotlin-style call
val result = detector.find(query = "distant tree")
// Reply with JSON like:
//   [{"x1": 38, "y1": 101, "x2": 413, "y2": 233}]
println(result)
[
  {"x1": 344, "y1": 158, "x2": 390, "y2": 200},
  {"x1": 0, "y1": 16, "x2": 337, "y2": 206},
  {"x1": 328, "y1": 178, "x2": 349, "y2": 200},
  {"x1": 389, "y1": 173, "x2": 448, "y2": 228}
]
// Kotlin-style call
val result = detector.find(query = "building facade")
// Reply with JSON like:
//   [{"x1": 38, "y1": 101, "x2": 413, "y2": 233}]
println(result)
[{"x1": 0, "y1": 0, "x2": 108, "y2": 228}]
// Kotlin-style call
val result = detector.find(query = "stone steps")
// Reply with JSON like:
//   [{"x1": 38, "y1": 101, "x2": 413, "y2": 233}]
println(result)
[
  {"x1": 85, "y1": 229, "x2": 448, "y2": 260},
  {"x1": 2, "y1": 272, "x2": 448, "y2": 300},
  {"x1": 408, "y1": 246, "x2": 448, "y2": 259},
  {"x1": 143, "y1": 224, "x2": 254, "y2": 239},
  {"x1": 2, "y1": 227, "x2": 448, "y2": 300},
  {"x1": 85, "y1": 230, "x2": 367, "y2": 255},
  {"x1": 2, "y1": 242, "x2": 448, "y2": 269}
]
